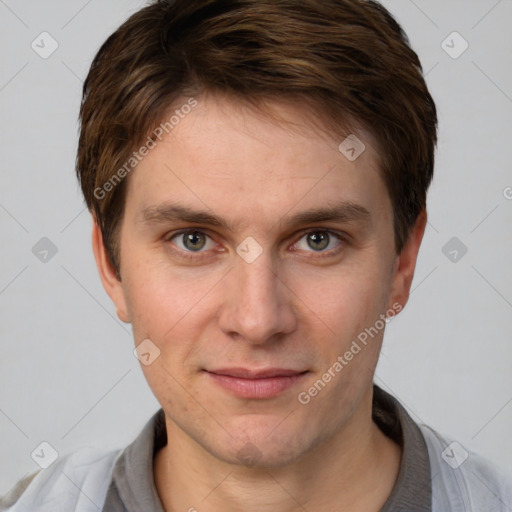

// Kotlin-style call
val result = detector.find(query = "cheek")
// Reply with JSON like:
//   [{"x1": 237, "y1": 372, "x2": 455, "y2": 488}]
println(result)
[
  {"x1": 290, "y1": 260, "x2": 390, "y2": 341},
  {"x1": 121, "y1": 253, "x2": 225, "y2": 352}
]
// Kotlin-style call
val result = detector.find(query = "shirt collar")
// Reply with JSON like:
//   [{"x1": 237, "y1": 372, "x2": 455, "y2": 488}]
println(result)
[{"x1": 374, "y1": 385, "x2": 432, "y2": 511}]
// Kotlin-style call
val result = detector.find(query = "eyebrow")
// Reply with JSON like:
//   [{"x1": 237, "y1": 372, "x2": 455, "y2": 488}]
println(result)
[{"x1": 139, "y1": 201, "x2": 372, "y2": 231}]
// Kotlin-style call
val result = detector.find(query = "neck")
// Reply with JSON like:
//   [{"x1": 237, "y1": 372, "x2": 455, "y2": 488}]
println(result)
[{"x1": 154, "y1": 388, "x2": 401, "y2": 512}]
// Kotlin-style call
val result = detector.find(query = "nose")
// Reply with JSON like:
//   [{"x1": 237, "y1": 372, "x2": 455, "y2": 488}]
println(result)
[{"x1": 217, "y1": 249, "x2": 297, "y2": 345}]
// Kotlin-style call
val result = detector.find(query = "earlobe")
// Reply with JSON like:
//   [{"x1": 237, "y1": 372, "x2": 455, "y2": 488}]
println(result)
[
  {"x1": 387, "y1": 210, "x2": 427, "y2": 312},
  {"x1": 91, "y1": 218, "x2": 131, "y2": 323}
]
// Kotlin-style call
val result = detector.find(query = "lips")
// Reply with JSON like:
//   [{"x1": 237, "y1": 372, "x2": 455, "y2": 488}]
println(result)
[
  {"x1": 207, "y1": 368, "x2": 307, "y2": 379},
  {"x1": 204, "y1": 368, "x2": 309, "y2": 399}
]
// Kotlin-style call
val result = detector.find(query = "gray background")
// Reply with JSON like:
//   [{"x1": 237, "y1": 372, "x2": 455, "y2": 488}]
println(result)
[{"x1": 1, "y1": 0, "x2": 511, "y2": 495}]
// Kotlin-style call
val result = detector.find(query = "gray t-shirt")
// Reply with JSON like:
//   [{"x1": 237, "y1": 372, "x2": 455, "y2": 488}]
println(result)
[{"x1": 102, "y1": 384, "x2": 432, "y2": 511}]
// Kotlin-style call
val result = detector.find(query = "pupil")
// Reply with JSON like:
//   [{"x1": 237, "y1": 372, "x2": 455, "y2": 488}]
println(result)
[
  {"x1": 184, "y1": 232, "x2": 205, "y2": 251},
  {"x1": 308, "y1": 232, "x2": 329, "y2": 251}
]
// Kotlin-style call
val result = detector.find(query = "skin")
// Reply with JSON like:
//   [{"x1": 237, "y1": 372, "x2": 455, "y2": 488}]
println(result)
[{"x1": 92, "y1": 92, "x2": 427, "y2": 512}]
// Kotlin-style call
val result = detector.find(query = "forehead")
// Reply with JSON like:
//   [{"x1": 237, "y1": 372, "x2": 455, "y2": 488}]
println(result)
[{"x1": 124, "y1": 93, "x2": 391, "y2": 231}]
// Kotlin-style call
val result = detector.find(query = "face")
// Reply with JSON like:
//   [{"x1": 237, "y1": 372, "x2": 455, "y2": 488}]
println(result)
[{"x1": 94, "y1": 93, "x2": 425, "y2": 468}]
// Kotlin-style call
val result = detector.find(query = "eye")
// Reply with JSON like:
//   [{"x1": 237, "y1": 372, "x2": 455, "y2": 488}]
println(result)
[
  {"x1": 293, "y1": 230, "x2": 343, "y2": 254},
  {"x1": 169, "y1": 230, "x2": 216, "y2": 253}
]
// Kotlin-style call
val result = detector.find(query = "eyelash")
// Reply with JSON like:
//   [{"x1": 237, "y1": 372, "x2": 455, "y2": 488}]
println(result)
[{"x1": 164, "y1": 229, "x2": 348, "y2": 261}]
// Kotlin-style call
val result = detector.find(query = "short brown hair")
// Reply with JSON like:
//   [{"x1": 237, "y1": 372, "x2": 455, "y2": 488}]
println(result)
[{"x1": 77, "y1": 0, "x2": 437, "y2": 276}]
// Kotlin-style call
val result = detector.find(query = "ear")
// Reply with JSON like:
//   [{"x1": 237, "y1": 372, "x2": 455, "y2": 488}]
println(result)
[
  {"x1": 91, "y1": 218, "x2": 131, "y2": 323},
  {"x1": 387, "y1": 210, "x2": 427, "y2": 311}
]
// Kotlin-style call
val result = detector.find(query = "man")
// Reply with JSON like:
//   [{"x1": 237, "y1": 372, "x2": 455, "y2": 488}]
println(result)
[{"x1": 2, "y1": 0, "x2": 511, "y2": 510}]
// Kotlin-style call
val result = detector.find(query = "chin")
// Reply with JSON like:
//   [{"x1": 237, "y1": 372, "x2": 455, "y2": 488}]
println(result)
[{"x1": 208, "y1": 420, "x2": 317, "y2": 469}]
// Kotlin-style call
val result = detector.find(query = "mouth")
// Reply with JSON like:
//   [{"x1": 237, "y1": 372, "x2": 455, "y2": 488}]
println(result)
[{"x1": 204, "y1": 368, "x2": 309, "y2": 399}]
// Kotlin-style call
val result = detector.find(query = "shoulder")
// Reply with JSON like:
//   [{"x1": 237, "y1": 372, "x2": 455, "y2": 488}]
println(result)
[
  {"x1": 0, "y1": 446, "x2": 121, "y2": 511},
  {"x1": 419, "y1": 424, "x2": 512, "y2": 511}
]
